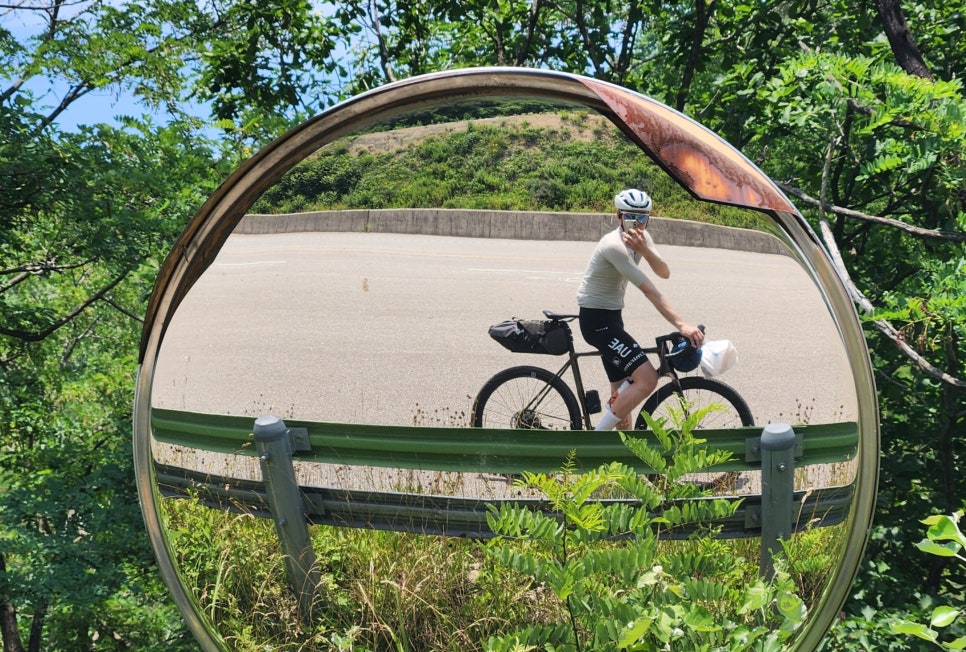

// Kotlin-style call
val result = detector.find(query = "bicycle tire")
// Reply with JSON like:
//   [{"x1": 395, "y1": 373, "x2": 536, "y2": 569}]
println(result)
[
  {"x1": 471, "y1": 366, "x2": 582, "y2": 430},
  {"x1": 635, "y1": 376, "x2": 753, "y2": 430},
  {"x1": 635, "y1": 376, "x2": 753, "y2": 492}
]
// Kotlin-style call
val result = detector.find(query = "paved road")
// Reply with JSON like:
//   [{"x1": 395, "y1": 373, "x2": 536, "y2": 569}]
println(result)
[{"x1": 152, "y1": 231, "x2": 857, "y2": 430}]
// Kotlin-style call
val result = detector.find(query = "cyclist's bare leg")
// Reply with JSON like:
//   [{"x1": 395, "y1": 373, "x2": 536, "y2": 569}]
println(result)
[
  {"x1": 605, "y1": 380, "x2": 634, "y2": 430},
  {"x1": 608, "y1": 362, "x2": 659, "y2": 430}
]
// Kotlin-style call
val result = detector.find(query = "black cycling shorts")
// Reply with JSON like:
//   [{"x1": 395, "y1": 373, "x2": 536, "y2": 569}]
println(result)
[{"x1": 578, "y1": 307, "x2": 649, "y2": 383}]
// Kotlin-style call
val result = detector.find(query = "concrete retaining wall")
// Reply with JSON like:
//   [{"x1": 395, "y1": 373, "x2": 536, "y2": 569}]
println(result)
[{"x1": 237, "y1": 208, "x2": 792, "y2": 257}]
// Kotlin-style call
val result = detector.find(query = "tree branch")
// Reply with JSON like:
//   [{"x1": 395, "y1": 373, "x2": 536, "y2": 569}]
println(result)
[
  {"x1": 813, "y1": 140, "x2": 966, "y2": 389},
  {"x1": 1, "y1": 259, "x2": 96, "y2": 295},
  {"x1": 613, "y1": 2, "x2": 642, "y2": 82},
  {"x1": 514, "y1": 0, "x2": 544, "y2": 66},
  {"x1": 675, "y1": 0, "x2": 712, "y2": 112},
  {"x1": 368, "y1": 0, "x2": 395, "y2": 83},
  {"x1": 0, "y1": 272, "x2": 128, "y2": 343},
  {"x1": 0, "y1": 271, "x2": 30, "y2": 294},
  {"x1": 0, "y1": 76, "x2": 25, "y2": 104},
  {"x1": 778, "y1": 183, "x2": 966, "y2": 243},
  {"x1": 846, "y1": 97, "x2": 922, "y2": 132},
  {"x1": 1, "y1": 258, "x2": 93, "y2": 277},
  {"x1": 573, "y1": 0, "x2": 605, "y2": 77},
  {"x1": 36, "y1": 81, "x2": 98, "y2": 134},
  {"x1": 99, "y1": 295, "x2": 144, "y2": 323}
]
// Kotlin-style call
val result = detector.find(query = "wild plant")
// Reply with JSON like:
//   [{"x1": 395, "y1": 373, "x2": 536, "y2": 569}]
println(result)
[
  {"x1": 484, "y1": 405, "x2": 807, "y2": 651},
  {"x1": 890, "y1": 509, "x2": 966, "y2": 650}
]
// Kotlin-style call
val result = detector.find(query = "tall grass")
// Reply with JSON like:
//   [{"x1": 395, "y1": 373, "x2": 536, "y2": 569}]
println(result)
[
  {"x1": 158, "y1": 392, "x2": 851, "y2": 650},
  {"x1": 160, "y1": 486, "x2": 844, "y2": 651},
  {"x1": 161, "y1": 496, "x2": 564, "y2": 651}
]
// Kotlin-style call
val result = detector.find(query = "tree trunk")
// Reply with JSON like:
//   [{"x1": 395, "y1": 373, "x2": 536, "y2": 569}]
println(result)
[
  {"x1": 614, "y1": 1, "x2": 644, "y2": 83},
  {"x1": 0, "y1": 555, "x2": 26, "y2": 652},
  {"x1": 940, "y1": 329, "x2": 962, "y2": 515},
  {"x1": 877, "y1": 0, "x2": 934, "y2": 80},
  {"x1": 0, "y1": 603, "x2": 25, "y2": 652},
  {"x1": 676, "y1": 0, "x2": 712, "y2": 112},
  {"x1": 25, "y1": 606, "x2": 43, "y2": 652},
  {"x1": 513, "y1": 0, "x2": 544, "y2": 66}
]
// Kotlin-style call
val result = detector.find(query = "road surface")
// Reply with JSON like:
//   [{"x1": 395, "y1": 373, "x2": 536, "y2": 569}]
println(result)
[{"x1": 152, "y1": 231, "x2": 857, "y2": 427}]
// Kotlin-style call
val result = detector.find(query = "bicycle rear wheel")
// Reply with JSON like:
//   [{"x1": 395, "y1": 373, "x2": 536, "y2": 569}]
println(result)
[{"x1": 472, "y1": 366, "x2": 582, "y2": 430}]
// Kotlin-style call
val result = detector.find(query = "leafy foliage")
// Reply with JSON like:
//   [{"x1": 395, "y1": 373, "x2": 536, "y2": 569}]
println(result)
[
  {"x1": 1, "y1": 2, "x2": 250, "y2": 649},
  {"x1": 484, "y1": 415, "x2": 806, "y2": 651},
  {"x1": 716, "y1": 31, "x2": 965, "y2": 643},
  {"x1": 198, "y1": 0, "x2": 345, "y2": 124},
  {"x1": 889, "y1": 510, "x2": 966, "y2": 650},
  {"x1": 252, "y1": 114, "x2": 768, "y2": 232},
  {"x1": 1, "y1": 98, "x2": 229, "y2": 651}
]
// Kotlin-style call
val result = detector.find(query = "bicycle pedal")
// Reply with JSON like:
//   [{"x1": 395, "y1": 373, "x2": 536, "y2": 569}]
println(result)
[{"x1": 585, "y1": 390, "x2": 601, "y2": 415}]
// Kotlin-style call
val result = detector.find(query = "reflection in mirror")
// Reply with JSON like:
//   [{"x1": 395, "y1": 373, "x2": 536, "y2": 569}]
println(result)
[{"x1": 141, "y1": 88, "x2": 870, "y2": 650}]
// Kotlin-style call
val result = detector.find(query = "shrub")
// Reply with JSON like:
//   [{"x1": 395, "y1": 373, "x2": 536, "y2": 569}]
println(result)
[{"x1": 484, "y1": 408, "x2": 807, "y2": 651}]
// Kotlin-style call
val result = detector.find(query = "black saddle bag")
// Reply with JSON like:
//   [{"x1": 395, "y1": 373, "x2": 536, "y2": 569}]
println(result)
[{"x1": 488, "y1": 319, "x2": 570, "y2": 355}]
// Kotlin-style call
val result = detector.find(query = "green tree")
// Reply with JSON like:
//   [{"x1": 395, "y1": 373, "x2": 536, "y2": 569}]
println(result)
[
  {"x1": 696, "y1": 5, "x2": 965, "y2": 645},
  {"x1": 2, "y1": 0, "x2": 965, "y2": 648},
  {"x1": 197, "y1": 0, "x2": 346, "y2": 128},
  {"x1": 0, "y1": 0, "x2": 346, "y2": 648},
  {"x1": 738, "y1": 33, "x2": 964, "y2": 538},
  {"x1": 0, "y1": 115, "x2": 218, "y2": 650}
]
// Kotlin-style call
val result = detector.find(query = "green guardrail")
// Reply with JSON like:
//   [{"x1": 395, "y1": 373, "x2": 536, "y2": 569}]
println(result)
[
  {"x1": 150, "y1": 408, "x2": 859, "y2": 616},
  {"x1": 150, "y1": 408, "x2": 858, "y2": 474},
  {"x1": 156, "y1": 463, "x2": 855, "y2": 540}
]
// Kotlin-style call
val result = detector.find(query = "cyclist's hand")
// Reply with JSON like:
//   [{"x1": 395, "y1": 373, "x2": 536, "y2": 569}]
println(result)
[
  {"x1": 680, "y1": 323, "x2": 705, "y2": 348},
  {"x1": 622, "y1": 228, "x2": 650, "y2": 254}
]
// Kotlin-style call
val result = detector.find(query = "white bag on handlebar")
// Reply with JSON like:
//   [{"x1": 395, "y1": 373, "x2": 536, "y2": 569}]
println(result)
[{"x1": 700, "y1": 340, "x2": 738, "y2": 377}]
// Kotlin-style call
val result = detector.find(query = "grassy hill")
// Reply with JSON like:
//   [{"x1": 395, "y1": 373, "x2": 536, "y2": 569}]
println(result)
[{"x1": 252, "y1": 110, "x2": 771, "y2": 232}]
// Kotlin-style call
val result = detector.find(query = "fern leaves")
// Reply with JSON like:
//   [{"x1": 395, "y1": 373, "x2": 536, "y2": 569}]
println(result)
[{"x1": 484, "y1": 411, "x2": 806, "y2": 651}]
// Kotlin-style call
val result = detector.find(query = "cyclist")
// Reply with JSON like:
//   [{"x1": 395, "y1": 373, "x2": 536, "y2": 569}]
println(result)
[{"x1": 577, "y1": 189, "x2": 704, "y2": 431}]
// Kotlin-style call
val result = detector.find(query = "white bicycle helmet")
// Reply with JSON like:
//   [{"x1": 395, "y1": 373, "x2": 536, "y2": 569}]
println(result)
[{"x1": 614, "y1": 189, "x2": 652, "y2": 213}]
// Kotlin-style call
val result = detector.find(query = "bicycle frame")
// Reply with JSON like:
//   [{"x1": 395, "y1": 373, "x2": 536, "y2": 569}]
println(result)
[
  {"x1": 546, "y1": 320, "x2": 687, "y2": 430},
  {"x1": 495, "y1": 310, "x2": 694, "y2": 431},
  {"x1": 544, "y1": 349, "x2": 604, "y2": 430}
]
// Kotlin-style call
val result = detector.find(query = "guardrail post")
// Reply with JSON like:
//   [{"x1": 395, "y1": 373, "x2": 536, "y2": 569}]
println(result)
[
  {"x1": 253, "y1": 415, "x2": 322, "y2": 624},
  {"x1": 759, "y1": 422, "x2": 796, "y2": 580}
]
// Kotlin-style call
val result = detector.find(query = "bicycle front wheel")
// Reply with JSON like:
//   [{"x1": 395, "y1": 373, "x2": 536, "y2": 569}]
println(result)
[
  {"x1": 635, "y1": 376, "x2": 753, "y2": 492},
  {"x1": 472, "y1": 366, "x2": 582, "y2": 430},
  {"x1": 635, "y1": 376, "x2": 753, "y2": 430}
]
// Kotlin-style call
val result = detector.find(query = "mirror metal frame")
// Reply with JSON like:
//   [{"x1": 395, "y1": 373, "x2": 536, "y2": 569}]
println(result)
[{"x1": 134, "y1": 67, "x2": 879, "y2": 651}]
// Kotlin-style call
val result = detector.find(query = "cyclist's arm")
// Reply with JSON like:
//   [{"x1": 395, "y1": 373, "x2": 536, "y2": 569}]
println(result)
[
  {"x1": 623, "y1": 229, "x2": 669, "y2": 279},
  {"x1": 603, "y1": 244, "x2": 649, "y2": 288},
  {"x1": 637, "y1": 277, "x2": 704, "y2": 347}
]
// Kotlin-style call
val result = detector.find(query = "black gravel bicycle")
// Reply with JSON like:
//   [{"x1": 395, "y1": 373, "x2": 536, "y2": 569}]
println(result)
[{"x1": 471, "y1": 310, "x2": 753, "y2": 432}]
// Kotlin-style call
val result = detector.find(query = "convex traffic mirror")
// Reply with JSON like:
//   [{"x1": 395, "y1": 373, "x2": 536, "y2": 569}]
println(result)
[{"x1": 134, "y1": 68, "x2": 879, "y2": 651}]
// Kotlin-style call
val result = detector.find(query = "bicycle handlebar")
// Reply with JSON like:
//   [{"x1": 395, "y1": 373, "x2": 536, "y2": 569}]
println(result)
[{"x1": 656, "y1": 323, "x2": 704, "y2": 350}]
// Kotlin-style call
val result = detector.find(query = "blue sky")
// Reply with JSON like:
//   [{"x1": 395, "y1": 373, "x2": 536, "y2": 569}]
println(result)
[
  {"x1": 3, "y1": 1, "x2": 351, "y2": 134},
  {"x1": 3, "y1": 4, "x2": 213, "y2": 133}
]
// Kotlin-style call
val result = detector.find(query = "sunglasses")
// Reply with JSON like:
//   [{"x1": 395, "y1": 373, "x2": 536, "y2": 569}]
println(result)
[{"x1": 619, "y1": 211, "x2": 651, "y2": 228}]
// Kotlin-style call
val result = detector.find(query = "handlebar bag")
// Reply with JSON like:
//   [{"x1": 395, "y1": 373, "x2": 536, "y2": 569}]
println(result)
[{"x1": 488, "y1": 319, "x2": 570, "y2": 355}]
